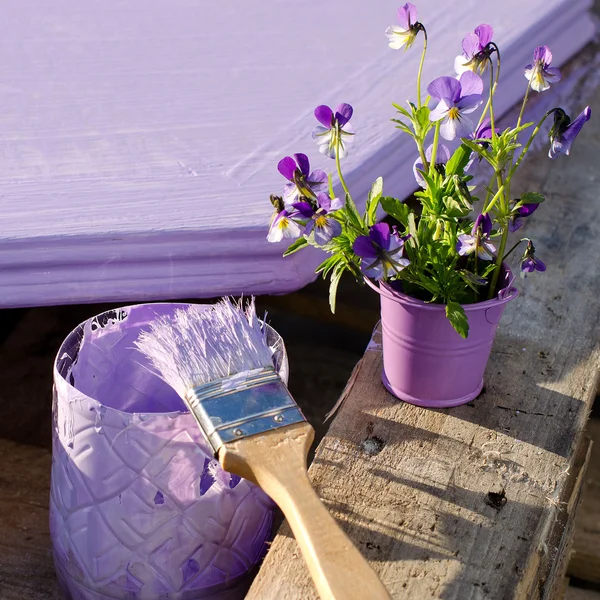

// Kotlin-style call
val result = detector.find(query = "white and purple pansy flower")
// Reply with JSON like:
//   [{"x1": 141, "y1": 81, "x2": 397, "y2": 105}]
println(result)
[
  {"x1": 428, "y1": 71, "x2": 484, "y2": 141},
  {"x1": 385, "y1": 3, "x2": 420, "y2": 51},
  {"x1": 412, "y1": 143, "x2": 451, "y2": 188},
  {"x1": 520, "y1": 240, "x2": 546, "y2": 276},
  {"x1": 456, "y1": 213, "x2": 496, "y2": 260},
  {"x1": 524, "y1": 46, "x2": 561, "y2": 92},
  {"x1": 352, "y1": 222, "x2": 410, "y2": 281},
  {"x1": 508, "y1": 202, "x2": 539, "y2": 232},
  {"x1": 454, "y1": 24, "x2": 494, "y2": 75},
  {"x1": 277, "y1": 153, "x2": 327, "y2": 205},
  {"x1": 266, "y1": 208, "x2": 304, "y2": 243},
  {"x1": 312, "y1": 103, "x2": 355, "y2": 159},
  {"x1": 292, "y1": 192, "x2": 344, "y2": 245},
  {"x1": 548, "y1": 106, "x2": 591, "y2": 158}
]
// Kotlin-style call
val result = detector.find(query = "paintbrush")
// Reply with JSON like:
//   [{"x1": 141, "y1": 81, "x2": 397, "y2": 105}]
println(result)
[{"x1": 135, "y1": 299, "x2": 391, "y2": 600}]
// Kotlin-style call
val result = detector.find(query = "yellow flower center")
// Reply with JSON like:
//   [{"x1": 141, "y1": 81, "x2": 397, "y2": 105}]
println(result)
[
  {"x1": 278, "y1": 217, "x2": 289, "y2": 229},
  {"x1": 315, "y1": 215, "x2": 328, "y2": 227},
  {"x1": 448, "y1": 107, "x2": 460, "y2": 120}
]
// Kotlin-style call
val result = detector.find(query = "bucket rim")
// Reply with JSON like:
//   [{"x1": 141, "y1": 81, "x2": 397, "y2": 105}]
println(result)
[{"x1": 364, "y1": 263, "x2": 519, "y2": 312}]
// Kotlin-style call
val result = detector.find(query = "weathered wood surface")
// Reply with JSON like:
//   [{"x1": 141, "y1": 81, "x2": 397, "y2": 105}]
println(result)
[
  {"x1": 0, "y1": 439, "x2": 61, "y2": 600},
  {"x1": 247, "y1": 87, "x2": 600, "y2": 599},
  {"x1": 565, "y1": 588, "x2": 600, "y2": 600},
  {"x1": 0, "y1": 1, "x2": 595, "y2": 308},
  {"x1": 569, "y1": 419, "x2": 600, "y2": 584}
]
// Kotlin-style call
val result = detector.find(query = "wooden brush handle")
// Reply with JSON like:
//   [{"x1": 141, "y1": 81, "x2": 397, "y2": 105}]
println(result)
[{"x1": 219, "y1": 422, "x2": 391, "y2": 600}]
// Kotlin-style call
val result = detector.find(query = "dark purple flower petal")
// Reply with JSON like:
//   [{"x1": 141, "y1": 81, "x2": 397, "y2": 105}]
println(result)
[
  {"x1": 353, "y1": 235, "x2": 378, "y2": 259},
  {"x1": 308, "y1": 169, "x2": 328, "y2": 187},
  {"x1": 534, "y1": 258, "x2": 546, "y2": 272},
  {"x1": 294, "y1": 153, "x2": 310, "y2": 177},
  {"x1": 472, "y1": 118, "x2": 495, "y2": 139},
  {"x1": 533, "y1": 45, "x2": 552, "y2": 65},
  {"x1": 199, "y1": 458, "x2": 216, "y2": 496},
  {"x1": 474, "y1": 24, "x2": 493, "y2": 47},
  {"x1": 277, "y1": 156, "x2": 297, "y2": 181},
  {"x1": 335, "y1": 103, "x2": 353, "y2": 127},
  {"x1": 472, "y1": 212, "x2": 492, "y2": 237},
  {"x1": 292, "y1": 201, "x2": 315, "y2": 218},
  {"x1": 521, "y1": 257, "x2": 535, "y2": 272},
  {"x1": 314, "y1": 105, "x2": 334, "y2": 128},
  {"x1": 518, "y1": 203, "x2": 539, "y2": 217},
  {"x1": 508, "y1": 216, "x2": 523, "y2": 233},
  {"x1": 397, "y1": 2, "x2": 417, "y2": 30},
  {"x1": 369, "y1": 222, "x2": 391, "y2": 250},
  {"x1": 560, "y1": 106, "x2": 591, "y2": 147},
  {"x1": 427, "y1": 76, "x2": 461, "y2": 102},
  {"x1": 459, "y1": 71, "x2": 484, "y2": 97}
]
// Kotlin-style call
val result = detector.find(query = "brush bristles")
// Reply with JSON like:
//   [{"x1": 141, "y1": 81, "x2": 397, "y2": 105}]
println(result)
[{"x1": 135, "y1": 298, "x2": 274, "y2": 397}]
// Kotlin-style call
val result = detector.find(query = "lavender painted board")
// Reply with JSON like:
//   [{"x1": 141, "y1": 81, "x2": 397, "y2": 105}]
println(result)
[{"x1": 0, "y1": 0, "x2": 595, "y2": 308}]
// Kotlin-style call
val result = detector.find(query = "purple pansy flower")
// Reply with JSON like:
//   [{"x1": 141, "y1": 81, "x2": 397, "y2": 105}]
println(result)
[
  {"x1": 454, "y1": 24, "x2": 494, "y2": 75},
  {"x1": 312, "y1": 103, "x2": 355, "y2": 159},
  {"x1": 471, "y1": 118, "x2": 497, "y2": 146},
  {"x1": 524, "y1": 46, "x2": 561, "y2": 92},
  {"x1": 428, "y1": 71, "x2": 484, "y2": 141},
  {"x1": 412, "y1": 143, "x2": 451, "y2": 187},
  {"x1": 293, "y1": 192, "x2": 344, "y2": 245},
  {"x1": 385, "y1": 3, "x2": 420, "y2": 51},
  {"x1": 548, "y1": 106, "x2": 591, "y2": 158},
  {"x1": 508, "y1": 202, "x2": 539, "y2": 232},
  {"x1": 519, "y1": 240, "x2": 546, "y2": 276},
  {"x1": 266, "y1": 198, "x2": 304, "y2": 243},
  {"x1": 456, "y1": 213, "x2": 496, "y2": 260},
  {"x1": 352, "y1": 223, "x2": 410, "y2": 280},
  {"x1": 277, "y1": 153, "x2": 327, "y2": 205}
]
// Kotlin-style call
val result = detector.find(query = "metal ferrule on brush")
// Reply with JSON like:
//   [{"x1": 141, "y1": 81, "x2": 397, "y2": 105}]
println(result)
[{"x1": 185, "y1": 366, "x2": 305, "y2": 454}]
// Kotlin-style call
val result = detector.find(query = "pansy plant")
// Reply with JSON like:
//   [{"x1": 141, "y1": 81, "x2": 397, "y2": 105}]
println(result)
[{"x1": 266, "y1": 5, "x2": 591, "y2": 337}]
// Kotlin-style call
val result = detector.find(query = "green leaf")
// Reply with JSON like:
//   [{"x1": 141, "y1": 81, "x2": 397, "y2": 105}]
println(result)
[
  {"x1": 408, "y1": 213, "x2": 418, "y2": 244},
  {"x1": 520, "y1": 192, "x2": 545, "y2": 204},
  {"x1": 283, "y1": 237, "x2": 308, "y2": 256},
  {"x1": 365, "y1": 177, "x2": 383, "y2": 226},
  {"x1": 392, "y1": 103, "x2": 412, "y2": 119},
  {"x1": 343, "y1": 192, "x2": 365, "y2": 231},
  {"x1": 328, "y1": 264, "x2": 345, "y2": 313},
  {"x1": 445, "y1": 144, "x2": 471, "y2": 176},
  {"x1": 380, "y1": 196, "x2": 410, "y2": 226},
  {"x1": 415, "y1": 106, "x2": 432, "y2": 133},
  {"x1": 446, "y1": 301, "x2": 469, "y2": 338}
]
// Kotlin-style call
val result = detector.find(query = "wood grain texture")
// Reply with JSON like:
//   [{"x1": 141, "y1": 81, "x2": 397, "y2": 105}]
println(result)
[
  {"x1": 569, "y1": 419, "x2": 600, "y2": 584},
  {"x1": 246, "y1": 86, "x2": 600, "y2": 599},
  {"x1": 0, "y1": 439, "x2": 61, "y2": 600},
  {"x1": 0, "y1": 0, "x2": 595, "y2": 307}
]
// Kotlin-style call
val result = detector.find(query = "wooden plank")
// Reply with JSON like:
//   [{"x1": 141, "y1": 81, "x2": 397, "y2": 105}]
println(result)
[
  {"x1": 566, "y1": 588, "x2": 600, "y2": 600},
  {"x1": 246, "y1": 74, "x2": 600, "y2": 599},
  {"x1": 569, "y1": 419, "x2": 600, "y2": 584},
  {"x1": 0, "y1": 439, "x2": 61, "y2": 600},
  {"x1": 0, "y1": 0, "x2": 595, "y2": 307}
]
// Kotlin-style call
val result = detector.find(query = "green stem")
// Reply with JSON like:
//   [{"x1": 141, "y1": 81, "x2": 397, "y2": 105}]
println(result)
[
  {"x1": 507, "y1": 110, "x2": 554, "y2": 181},
  {"x1": 516, "y1": 83, "x2": 531, "y2": 130},
  {"x1": 429, "y1": 121, "x2": 441, "y2": 176},
  {"x1": 488, "y1": 226, "x2": 508, "y2": 300},
  {"x1": 476, "y1": 47, "x2": 501, "y2": 131},
  {"x1": 473, "y1": 253, "x2": 479, "y2": 302},
  {"x1": 481, "y1": 172, "x2": 497, "y2": 212},
  {"x1": 503, "y1": 238, "x2": 528, "y2": 261},
  {"x1": 488, "y1": 63, "x2": 497, "y2": 141},
  {"x1": 416, "y1": 30, "x2": 428, "y2": 109},
  {"x1": 482, "y1": 181, "x2": 505, "y2": 214},
  {"x1": 334, "y1": 123, "x2": 352, "y2": 200},
  {"x1": 416, "y1": 139, "x2": 429, "y2": 174}
]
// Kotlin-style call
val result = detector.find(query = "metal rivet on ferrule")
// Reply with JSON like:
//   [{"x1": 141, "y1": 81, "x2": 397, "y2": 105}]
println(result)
[
  {"x1": 274, "y1": 414, "x2": 284, "y2": 423},
  {"x1": 233, "y1": 428, "x2": 243, "y2": 436}
]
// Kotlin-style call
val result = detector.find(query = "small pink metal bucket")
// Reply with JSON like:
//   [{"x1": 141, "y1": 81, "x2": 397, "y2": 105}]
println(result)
[{"x1": 366, "y1": 270, "x2": 518, "y2": 408}]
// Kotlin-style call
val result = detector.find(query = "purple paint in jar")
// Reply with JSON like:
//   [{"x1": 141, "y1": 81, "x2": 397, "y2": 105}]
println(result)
[{"x1": 50, "y1": 303, "x2": 287, "y2": 599}]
